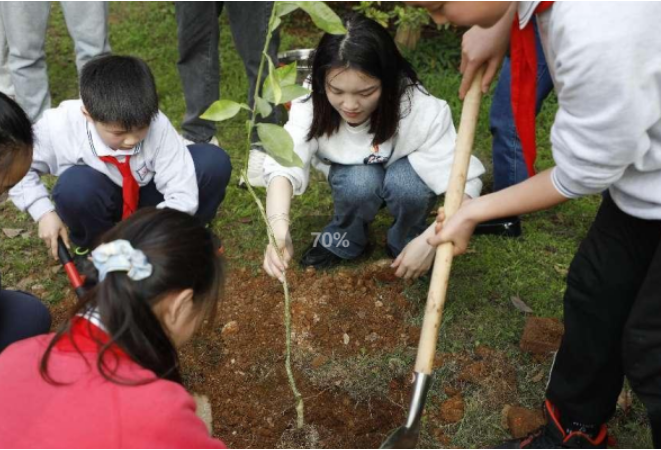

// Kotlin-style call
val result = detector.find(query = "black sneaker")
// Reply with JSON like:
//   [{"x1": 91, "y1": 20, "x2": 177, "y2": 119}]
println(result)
[
  {"x1": 300, "y1": 243, "x2": 345, "y2": 269},
  {"x1": 499, "y1": 400, "x2": 608, "y2": 449},
  {"x1": 474, "y1": 216, "x2": 522, "y2": 238}
]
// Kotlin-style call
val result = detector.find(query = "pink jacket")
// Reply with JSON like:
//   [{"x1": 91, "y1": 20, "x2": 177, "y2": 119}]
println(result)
[{"x1": 0, "y1": 319, "x2": 225, "y2": 449}]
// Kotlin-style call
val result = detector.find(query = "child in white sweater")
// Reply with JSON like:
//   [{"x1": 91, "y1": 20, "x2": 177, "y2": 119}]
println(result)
[{"x1": 263, "y1": 13, "x2": 484, "y2": 280}]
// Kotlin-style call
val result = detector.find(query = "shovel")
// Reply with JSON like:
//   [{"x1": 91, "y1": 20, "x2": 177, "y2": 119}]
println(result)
[
  {"x1": 57, "y1": 237, "x2": 86, "y2": 299},
  {"x1": 380, "y1": 68, "x2": 485, "y2": 449}
]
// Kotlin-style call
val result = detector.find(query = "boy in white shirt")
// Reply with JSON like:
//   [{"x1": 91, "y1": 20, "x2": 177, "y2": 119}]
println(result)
[
  {"x1": 262, "y1": 14, "x2": 484, "y2": 281},
  {"x1": 10, "y1": 55, "x2": 232, "y2": 261}
]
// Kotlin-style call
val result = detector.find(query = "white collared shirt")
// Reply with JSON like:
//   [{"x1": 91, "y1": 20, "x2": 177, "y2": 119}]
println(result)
[
  {"x1": 10, "y1": 100, "x2": 199, "y2": 221},
  {"x1": 517, "y1": 1, "x2": 541, "y2": 30}
]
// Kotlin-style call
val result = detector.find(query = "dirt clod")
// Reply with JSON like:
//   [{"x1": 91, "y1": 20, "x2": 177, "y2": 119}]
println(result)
[
  {"x1": 221, "y1": 320, "x2": 239, "y2": 337},
  {"x1": 439, "y1": 395, "x2": 465, "y2": 424},
  {"x1": 520, "y1": 317, "x2": 564, "y2": 355},
  {"x1": 506, "y1": 406, "x2": 546, "y2": 439}
]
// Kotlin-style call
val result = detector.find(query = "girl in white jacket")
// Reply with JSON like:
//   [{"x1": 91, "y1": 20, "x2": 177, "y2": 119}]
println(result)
[{"x1": 263, "y1": 13, "x2": 484, "y2": 280}]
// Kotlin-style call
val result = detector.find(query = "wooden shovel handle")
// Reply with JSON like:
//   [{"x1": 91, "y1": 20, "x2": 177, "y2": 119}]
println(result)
[{"x1": 414, "y1": 68, "x2": 484, "y2": 375}]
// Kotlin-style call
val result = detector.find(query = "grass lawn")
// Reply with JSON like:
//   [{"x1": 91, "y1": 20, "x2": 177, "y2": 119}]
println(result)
[{"x1": 0, "y1": 1, "x2": 652, "y2": 448}]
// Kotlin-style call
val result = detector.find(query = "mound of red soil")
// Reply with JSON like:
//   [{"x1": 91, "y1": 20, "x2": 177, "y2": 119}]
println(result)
[{"x1": 519, "y1": 317, "x2": 564, "y2": 355}]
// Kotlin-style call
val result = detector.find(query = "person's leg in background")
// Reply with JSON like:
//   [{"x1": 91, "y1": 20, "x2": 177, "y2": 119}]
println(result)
[
  {"x1": 0, "y1": 12, "x2": 15, "y2": 98},
  {"x1": 489, "y1": 56, "x2": 529, "y2": 193},
  {"x1": 1, "y1": 2, "x2": 110, "y2": 121},
  {"x1": 479, "y1": 18, "x2": 554, "y2": 237},
  {"x1": 60, "y1": 1, "x2": 111, "y2": 74},
  {"x1": 490, "y1": 17, "x2": 553, "y2": 190},
  {"x1": 175, "y1": 1, "x2": 222, "y2": 145},
  {"x1": 0, "y1": 2, "x2": 51, "y2": 122},
  {"x1": 225, "y1": 2, "x2": 280, "y2": 187},
  {"x1": 0, "y1": 290, "x2": 51, "y2": 353}
]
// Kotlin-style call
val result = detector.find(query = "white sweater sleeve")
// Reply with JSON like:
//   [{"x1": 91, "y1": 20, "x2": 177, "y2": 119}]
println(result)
[
  {"x1": 405, "y1": 95, "x2": 485, "y2": 197},
  {"x1": 549, "y1": 3, "x2": 661, "y2": 199},
  {"x1": 151, "y1": 115, "x2": 199, "y2": 214},
  {"x1": 9, "y1": 114, "x2": 57, "y2": 221},
  {"x1": 263, "y1": 96, "x2": 317, "y2": 195}
]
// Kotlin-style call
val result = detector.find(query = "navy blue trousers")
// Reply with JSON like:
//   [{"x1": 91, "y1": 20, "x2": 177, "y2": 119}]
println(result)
[
  {"x1": 0, "y1": 289, "x2": 51, "y2": 353},
  {"x1": 53, "y1": 144, "x2": 232, "y2": 248}
]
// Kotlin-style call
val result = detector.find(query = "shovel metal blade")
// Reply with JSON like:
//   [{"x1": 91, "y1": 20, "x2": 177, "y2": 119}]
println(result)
[
  {"x1": 380, "y1": 373, "x2": 432, "y2": 449},
  {"x1": 380, "y1": 423, "x2": 421, "y2": 449}
]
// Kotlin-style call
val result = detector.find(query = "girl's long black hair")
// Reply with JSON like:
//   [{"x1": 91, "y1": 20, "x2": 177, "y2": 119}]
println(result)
[
  {"x1": 40, "y1": 207, "x2": 225, "y2": 385},
  {"x1": 307, "y1": 13, "x2": 423, "y2": 146}
]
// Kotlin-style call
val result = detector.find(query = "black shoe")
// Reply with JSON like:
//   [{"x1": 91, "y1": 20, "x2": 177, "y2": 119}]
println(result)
[
  {"x1": 498, "y1": 401, "x2": 607, "y2": 449},
  {"x1": 474, "y1": 216, "x2": 522, "y2": 238},
  {"x1": 300, "y1": 243, "x2": 345, "y2": 270}
]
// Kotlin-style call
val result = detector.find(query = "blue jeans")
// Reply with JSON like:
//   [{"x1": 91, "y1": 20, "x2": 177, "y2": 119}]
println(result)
[
  {"x1": 490, "y1": 18, "x2": 554, "y2": 191},
  {"x1": 53, "y1": 144, "x2": 232, "y2": 248},
  {"x1": 322, "y1": 158, "x2": 437, "y2": 259},
  {"x1": 0, "y1": 288, "x2": 51, "y2": 352}
]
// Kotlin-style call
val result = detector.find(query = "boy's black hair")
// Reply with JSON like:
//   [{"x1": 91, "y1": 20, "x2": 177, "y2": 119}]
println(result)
[
  {"x1": 0, "y1": 92, "x2": 33, "y2": 191},
  {"x1": 80, "y1": 55, "x2": 159, "y2": 130},
  {"x1": 307, "y1": 13, "x2": 423, "y2": 146},
  {"x1": 40, "y1": 207, "x2": 225, "y2": 386}
]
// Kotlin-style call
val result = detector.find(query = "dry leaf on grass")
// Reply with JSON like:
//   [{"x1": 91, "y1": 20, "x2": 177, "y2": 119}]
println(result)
[
  {"x1": 2, "y1": 228, "x2": 24, "y2": 238},
  {"x1": 511, "y1": 295, "x2": 533, "y2": 313}
]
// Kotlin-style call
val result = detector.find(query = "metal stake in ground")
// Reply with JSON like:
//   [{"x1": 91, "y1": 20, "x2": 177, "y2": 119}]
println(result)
[{"x1": 380, "y1": 68, "x2": 485, "y2": 449}]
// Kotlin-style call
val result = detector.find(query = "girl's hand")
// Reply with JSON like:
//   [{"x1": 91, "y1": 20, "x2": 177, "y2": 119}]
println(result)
[
  {"x1": 391, "y1": 194, "x2": 474, "y2": 278},
  {"x1": 38, "y1": 211, "x2": 70, "y2": 259},
  {"x1": 263, "y1": 233, "x2": 293, "y2": 283},
  {"x1": 391, "y1": 235, "x2": 436, "y2": 280}
]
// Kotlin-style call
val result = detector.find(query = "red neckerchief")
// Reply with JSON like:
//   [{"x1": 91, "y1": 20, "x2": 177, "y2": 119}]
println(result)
[
  {"x1": 99, "y1": 155, "x2": 139, "y2": 219},
  {"x1": 55, "y1": 316, "x2": 129, "y2": 360},
  {"x1": 510, "y1": 1, "x2": 554, "y2": 177}
]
